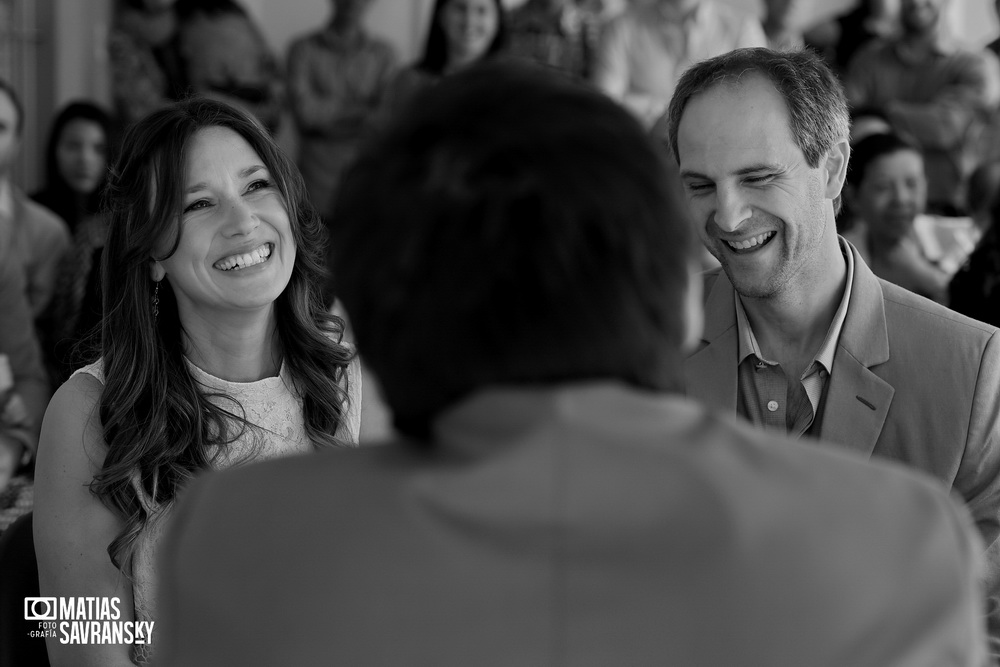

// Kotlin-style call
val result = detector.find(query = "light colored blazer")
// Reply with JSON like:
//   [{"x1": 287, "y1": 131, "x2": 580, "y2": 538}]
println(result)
[
  {"x1": 686, "y1": 242, "x2": 1000, "y2": 655},
  {"x1": 158, "y1": 384, "x2": 985, "y2": 666}
]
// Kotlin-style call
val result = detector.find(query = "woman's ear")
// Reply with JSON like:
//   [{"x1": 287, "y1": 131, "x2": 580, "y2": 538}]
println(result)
[{"x1": 150, "y1": 260, "x2": 165, "y2": 282}]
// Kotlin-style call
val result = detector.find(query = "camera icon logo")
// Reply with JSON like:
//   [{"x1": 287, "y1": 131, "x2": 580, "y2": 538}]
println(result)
[{"x1": 24, "y1": 597, "x2": 57, "y2": 621}]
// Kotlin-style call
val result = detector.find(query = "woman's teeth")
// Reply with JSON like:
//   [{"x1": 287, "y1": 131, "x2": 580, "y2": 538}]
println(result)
[{"x1": 214, "y1": 243, "x2": 272, "y2": 271}]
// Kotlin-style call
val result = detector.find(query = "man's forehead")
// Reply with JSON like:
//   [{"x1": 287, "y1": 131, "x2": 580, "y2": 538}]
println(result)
[{"x1": 676, "y1": 75, "x2": 795, "y2": 168}]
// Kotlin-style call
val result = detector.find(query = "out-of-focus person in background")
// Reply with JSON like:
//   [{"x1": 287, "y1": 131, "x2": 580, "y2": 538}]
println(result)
[
  {"x1": 287, "y1": 0, "x2": 397, "y2": 222},
  {"x1": 384, "y1": 0, "x2": 508, "y2": 113},
  {"x1": 844, "y1": 0, "x2": 1000, "y2": 214},
  {"x1": 108, "y1": 0, "x2": 283, "y2": 132},
  {"x1": 505, "y1": 0, "x2": 606, "y2": 79},
  {"x1": 32, "y1": 101, "x2": 116, "y2": 387},
  {"x1": 592, "y1": 0, "x2": 767, "y2": 127},
  {"x1": 950, "y1": 159, "x2": 1000, "y2": 326},
  {"x1": 0, "y1": 254, "x2": 49, "y2": 531},
  {"x1": 33, "y1": 98, "x2": 360, "y2": 666},
  {"x1": 843, "y1": 132, "x2": 978, "y2": 303},
  {"x1": 0, "y1": 79, "x2": 70, "y2": 319}
]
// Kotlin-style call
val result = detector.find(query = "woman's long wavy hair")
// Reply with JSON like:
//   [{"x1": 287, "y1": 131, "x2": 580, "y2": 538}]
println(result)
[
  {"x1": 93, "y1": 97, "x2": 354, "y2": 574},
  {"x1": 416, "y1": 0, "x2": 507, "y2": 75}
]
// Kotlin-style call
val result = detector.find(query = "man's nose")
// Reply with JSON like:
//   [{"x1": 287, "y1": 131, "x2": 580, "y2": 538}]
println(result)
[{"x1": 713, "y1": 185, "x2": 751, "y2": 233}]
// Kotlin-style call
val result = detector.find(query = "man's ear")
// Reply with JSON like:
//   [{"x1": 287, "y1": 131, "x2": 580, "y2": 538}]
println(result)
[
  {"x1": 824, "y1": 138, "x2": 850, "y2": 200},
  {"x1": 150, "y1": 260, "x2": 165, "y2": 282}
]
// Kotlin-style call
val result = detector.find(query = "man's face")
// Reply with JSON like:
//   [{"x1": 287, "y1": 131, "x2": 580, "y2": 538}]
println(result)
[
  {"x1": 852, "y1": 149, "x2": 927, "y2": 246},
  {"x1": 676, "y1": 76, "x2": 841, "y2": 300},
  {"x1": 0, "y1": 91, "x2": 21, "y2": 175},
  {"x1": 900, "y1": 0, "x2": 945, "y2": 34}
]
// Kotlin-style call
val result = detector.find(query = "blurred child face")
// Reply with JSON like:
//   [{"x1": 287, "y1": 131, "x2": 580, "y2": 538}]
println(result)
[
  {"x1": 854, "y1": 149, "x2": 927, "y2": 245},
  {"x1": 441, "y1": 0, "x2": 499, "y2": 66},
  {"x1": 56, "y1": 119, "x2": 107, "y2": 196}
]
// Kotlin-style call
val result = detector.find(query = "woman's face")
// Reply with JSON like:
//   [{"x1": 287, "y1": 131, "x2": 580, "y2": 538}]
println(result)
[
  {"x1": 853, "y1": 149, "x2": 927, "y2": 245},
  {"x1": 440, "y1": 0, "x2": 499, "y2": 66},
  {"x1": 151, "y1": 126, "x2": 296, "y2": 321},
  {"x1": 56, "y1": 118, "x2": 107, "y2": 196}
]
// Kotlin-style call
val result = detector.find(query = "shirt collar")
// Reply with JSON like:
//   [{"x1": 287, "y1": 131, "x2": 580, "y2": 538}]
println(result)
[{"x1": 735, "y1": 236, "x2": 854, "y2": 375}]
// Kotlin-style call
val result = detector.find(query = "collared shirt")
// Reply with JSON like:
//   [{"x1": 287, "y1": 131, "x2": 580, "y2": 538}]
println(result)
[
  {"x1": 592, "y1": 0, "x2": 766, "y2": 126},
  {"x1": 735, "y1": 239, "x2": 854, "y2": 437}
]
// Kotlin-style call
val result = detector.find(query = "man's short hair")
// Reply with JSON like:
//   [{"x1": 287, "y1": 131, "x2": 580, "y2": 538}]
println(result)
[
  {"x1": 331, "y1": 62, "x2": 695, "y2": 437},
  {"x1": 664, "y1": 48, "x2": 850, "y2": 170}
]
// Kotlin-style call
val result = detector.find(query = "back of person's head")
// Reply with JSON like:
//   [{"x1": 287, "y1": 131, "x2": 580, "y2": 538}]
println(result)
[
  {"x1": 664, "y1": 48, "x2": 849, "y2": 170},
  {"x1": 331, "y1": 62, "x2": 696, "y2": 438},
  {"x1": 417, "y1": 0, "x2": 508, "y2": 75},
  {"x1": 846, "y1": 131, "x2": 922, "y2": 189},
  {"x1": 967, "y1": 160, "x2": 1000, "y2": 230}
]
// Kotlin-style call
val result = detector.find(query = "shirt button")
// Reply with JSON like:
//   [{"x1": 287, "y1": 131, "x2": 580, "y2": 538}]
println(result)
[
  {"x1": 756, "y1": 361, "x2": 766, "y2": 369},
  {"x1": 767, "y1": 400, "x2": 779, "y2": 412}
]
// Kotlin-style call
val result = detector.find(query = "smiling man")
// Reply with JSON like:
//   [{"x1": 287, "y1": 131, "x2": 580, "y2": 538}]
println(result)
[{"x1": 666, "y1": 47, "x2": 1000, "y2": 657}]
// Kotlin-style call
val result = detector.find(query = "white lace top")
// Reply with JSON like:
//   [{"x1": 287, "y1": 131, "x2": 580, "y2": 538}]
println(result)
[{"x1": 74, "y1": 356, "x2": 361, "y2": 663}]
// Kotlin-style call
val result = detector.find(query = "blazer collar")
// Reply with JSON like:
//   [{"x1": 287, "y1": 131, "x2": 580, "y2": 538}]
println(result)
[{"x1": 684, "y1": 242, "x2": 894, "y2": 455}]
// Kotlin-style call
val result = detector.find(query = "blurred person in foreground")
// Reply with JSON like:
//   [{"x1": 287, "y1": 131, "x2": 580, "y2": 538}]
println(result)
[
  {"x1": 666, "y1": 46, "x2": 1000, "y2": 657},
  {"x1": 159, "y1": 62, "x2": 986, "y2": 667}
]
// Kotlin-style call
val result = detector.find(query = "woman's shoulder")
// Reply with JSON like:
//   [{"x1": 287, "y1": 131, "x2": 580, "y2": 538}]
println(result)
[{"x1": 69, "y1": 358, "x2": 106, "y2": 385}]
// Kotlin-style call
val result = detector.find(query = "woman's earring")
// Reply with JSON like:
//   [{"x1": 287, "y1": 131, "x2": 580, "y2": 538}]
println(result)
[{"x1": 152, "y1": 281, "x2": 160, "y2": 320}]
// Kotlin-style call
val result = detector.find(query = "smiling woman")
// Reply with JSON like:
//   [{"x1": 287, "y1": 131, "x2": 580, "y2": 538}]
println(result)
[{"x1": 32, "y1": 98, "x2": 360, "y2": 666}]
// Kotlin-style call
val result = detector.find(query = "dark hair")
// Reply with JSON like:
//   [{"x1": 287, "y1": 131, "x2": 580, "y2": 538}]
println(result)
[
  {"x1": 95, "y1": 97, "x2": 353, "y2": 572},
  {"x1": 416, "y1": 0, "x2": 508, "y2": 75},
  {"x1": 33, "y1": 101, "x2": 115, "y2": 230},
  {"x1": 0, "y1": 78, "x2": 24, "y2": 135},
  {"x1": 331, "y1": 62, "x2": 695, "y2": 438},
  {"x1": 846, "y1": 132, "x2": 921, "y2": 188},
  {"x1": 665, "y1": 48, "x2": 849, "y2": 164}
]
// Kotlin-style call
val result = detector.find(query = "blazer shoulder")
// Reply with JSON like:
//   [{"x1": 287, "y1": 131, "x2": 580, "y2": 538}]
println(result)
[{"x1": 880, "y1": 279, "x2": 998, "y2": 343}]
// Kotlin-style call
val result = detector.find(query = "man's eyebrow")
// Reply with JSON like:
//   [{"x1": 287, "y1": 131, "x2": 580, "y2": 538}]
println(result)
[{"x1": 680, "y1": 163, "x2": 781, "y2": 180}]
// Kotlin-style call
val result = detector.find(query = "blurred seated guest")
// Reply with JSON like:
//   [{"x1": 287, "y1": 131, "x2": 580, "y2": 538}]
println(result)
[
  {"x1": 950, "y1": 160, "x2": 1000, "y2": 326},
  {"x1": 109, "y1": 0, "x2": 283, "y2": 133},
  {"x1": 506, "y1": 0, "x2": 602, "y2": 79},
  {"x1": 108, "y1": 0, "x2": 187, "y2": 126},
  {"x1": 592, "y1": 0, "x2": 766, "y2": 128},
  {"x1": 175, "y1": 0, "x2": 284, "y2": 134},
  {"x1": 287, "y1": 0, "x2": 397, "y2": 220},
  {"x1": 844, "y1": 0, "x2": 1000, "y2": 214},
  {"x1": 0, "y1": 246, "x2": 49, "y2": 507},
  {"x1": 159, "y1": 63, "x2": 986, "y2": 667},
  {"x1": 844, "y1": 132, "x2": 978, "y2": 303},
  {"x1": 33, "y1": 98, "x2": 361, "y2": 666},
  {"x1": 0, "y1": 80, "x2": 70, "y2": 317},
  {"x1": 32, "y1": 101, "x2": 115, "y2": 385},
  {"x1": 385, "y1": 0, "x2": 507, "y2": 112},
  {"x1": 804, "y1": 0, "x2": 898, "y2": 75}
]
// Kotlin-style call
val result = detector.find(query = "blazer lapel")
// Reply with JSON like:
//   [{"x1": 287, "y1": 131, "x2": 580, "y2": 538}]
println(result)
[
  {"x1": 820, "y1": 243, "x2": 894, "y2": 458},
  {"x1": 684, "y1": 271, "x2": 738, "y2": 412}
]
